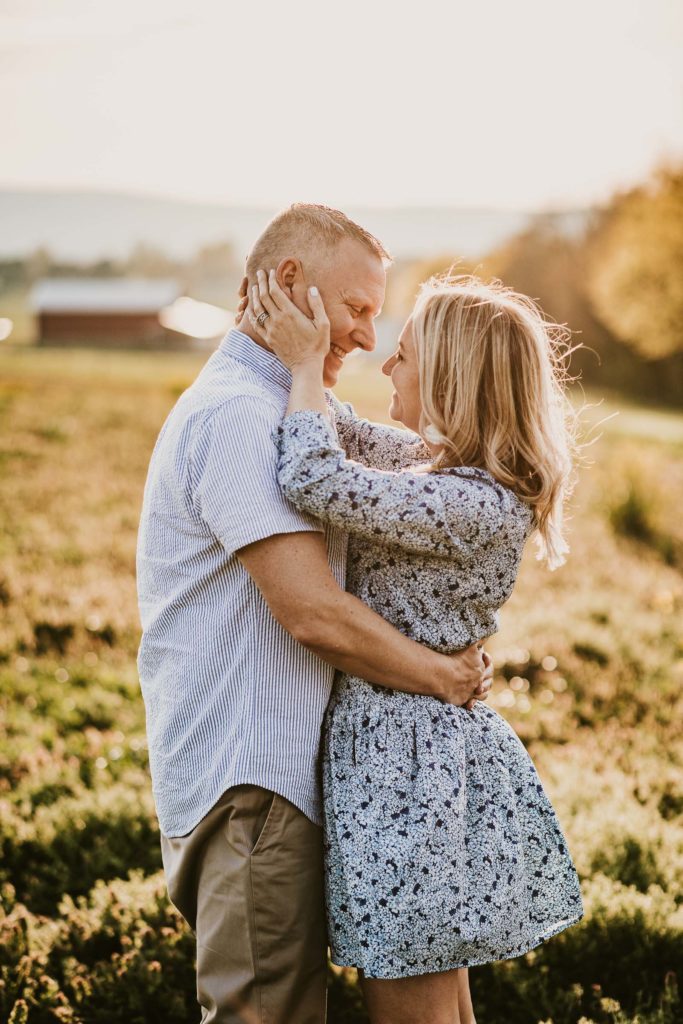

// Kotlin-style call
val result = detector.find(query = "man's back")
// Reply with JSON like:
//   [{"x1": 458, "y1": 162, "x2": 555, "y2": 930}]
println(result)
[{"x1": 136, "y1": 329, "x2": 346, "y2": 838}]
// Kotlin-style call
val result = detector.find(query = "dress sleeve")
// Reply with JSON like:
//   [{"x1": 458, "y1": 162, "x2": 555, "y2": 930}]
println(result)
[
  {"x1": 275, "y1": 409, "x2": 514, "y2": 559},
  {"x1": 326, "y1": 391, "x2": 431, "y2": 470}
]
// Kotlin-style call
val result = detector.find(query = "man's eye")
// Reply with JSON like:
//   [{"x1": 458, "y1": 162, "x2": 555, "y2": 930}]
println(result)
[{"x1": 347, "y1": 304, "x2": 362, "y2": 317}]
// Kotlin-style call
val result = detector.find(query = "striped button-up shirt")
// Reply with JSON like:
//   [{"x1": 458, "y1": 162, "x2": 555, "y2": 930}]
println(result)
[{"x1": 136, "y1": 329, "x2": 347, "y2": 837}]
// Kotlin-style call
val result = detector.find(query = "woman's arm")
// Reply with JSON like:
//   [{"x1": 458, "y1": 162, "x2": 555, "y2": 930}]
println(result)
[
  {"x1": 327, "y1": 391, "x2": 431, "y2": 470},
  {"x1": 275, "y1": 408, "x2": 511, "y2": 559}
]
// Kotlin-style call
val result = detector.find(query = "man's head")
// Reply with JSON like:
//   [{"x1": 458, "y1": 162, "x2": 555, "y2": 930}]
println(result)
[{"x1": 241, "y1": 204, "x2": 390, "y2": 387}]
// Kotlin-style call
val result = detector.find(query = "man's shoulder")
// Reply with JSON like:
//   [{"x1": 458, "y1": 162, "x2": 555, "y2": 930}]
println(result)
[{"x1": 176, "y1": 364, "x2": 283, "y2": 433}]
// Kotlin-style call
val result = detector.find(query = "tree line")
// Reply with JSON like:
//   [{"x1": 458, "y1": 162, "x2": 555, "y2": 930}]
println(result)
[{"x1": 401, "y1": 164, "x2": 683, "y2": 406}]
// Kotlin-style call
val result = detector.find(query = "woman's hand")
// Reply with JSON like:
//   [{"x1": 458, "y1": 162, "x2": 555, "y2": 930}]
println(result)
[
  {"x1": 248, "y1": 269, "x2": 330, "y2": 373},
  {"x1": 234, "y1": 278, "x2": 248, "y2": 325}
]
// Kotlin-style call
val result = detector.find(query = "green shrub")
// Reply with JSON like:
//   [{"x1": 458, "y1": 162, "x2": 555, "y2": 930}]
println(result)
[
  {"x1": 0, "y1": 873, "x2": 369, "y2": 1024},
  {"x1": 0, "y1": 873, "x2": 196, "y2": 1024},
  {"x1": 605, "y1": 468, "x2": 683, "y2": 569},
  {"x1": 0, "y1": 786, "x2": 160, "y2": 914},
  {"x1": 590, "y1": 835, "x2": 667, "y2": 893}
]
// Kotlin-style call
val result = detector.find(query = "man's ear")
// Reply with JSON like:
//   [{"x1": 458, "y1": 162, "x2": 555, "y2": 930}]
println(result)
[{"x1": 276, "y1": 258, "x2": 302, "y2": 296}]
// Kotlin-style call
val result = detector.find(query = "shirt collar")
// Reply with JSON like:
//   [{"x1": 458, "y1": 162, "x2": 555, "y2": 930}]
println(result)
[{"x1": 219, "y1": 328, "x2": 292, "y2": 394}]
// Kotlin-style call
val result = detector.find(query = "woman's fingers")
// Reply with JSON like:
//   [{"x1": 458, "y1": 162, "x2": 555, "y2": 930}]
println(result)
[
  {"x1": 249, "y1": 285, "x2": 270, "y2": 339},
  {"x1": 234, "y1": 293, "x2": 248, "y2": 325},
  {"x1": 256, "y1": 269, "x2": 280, "y2": 314},
  {"x1": 267, "y1": 269, "x2": 291, "y2": 311},
  {"x1": 306, "y1": 285, "x2": 330, "y2": 327},
  {"x1": 250, "y1": 283, "x2": 265, "y2": 318}
]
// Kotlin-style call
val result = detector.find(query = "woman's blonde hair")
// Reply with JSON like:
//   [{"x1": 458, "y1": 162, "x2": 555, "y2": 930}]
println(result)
[{"x1": 412, "y1": 272, "x2": 581, "y2": 570}]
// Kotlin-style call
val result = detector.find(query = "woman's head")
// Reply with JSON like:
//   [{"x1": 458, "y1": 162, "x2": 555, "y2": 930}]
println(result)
[{"x1": 382, "y1": 273, "x2": 580, "y2": 570}]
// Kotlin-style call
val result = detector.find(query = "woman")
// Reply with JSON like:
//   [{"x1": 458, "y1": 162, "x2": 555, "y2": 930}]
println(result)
[{"x1": 249, "y1": 269, "x2": 584, "y2": 1024}]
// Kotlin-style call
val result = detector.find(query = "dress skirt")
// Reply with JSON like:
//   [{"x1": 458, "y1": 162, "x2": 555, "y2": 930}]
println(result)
[{"x1": 322, "y1": 675, "x2": 584, "y2": 979}]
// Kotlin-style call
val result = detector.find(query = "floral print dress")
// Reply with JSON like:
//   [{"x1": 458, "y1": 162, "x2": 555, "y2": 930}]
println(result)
[{"x1": 274, "y1": 400, "x2": 584, "y2": 980}]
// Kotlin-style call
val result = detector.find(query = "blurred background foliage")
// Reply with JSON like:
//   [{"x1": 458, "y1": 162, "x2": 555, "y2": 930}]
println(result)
[{"x1": 395, "y1": 164, "x2": 683, "y2": 407}]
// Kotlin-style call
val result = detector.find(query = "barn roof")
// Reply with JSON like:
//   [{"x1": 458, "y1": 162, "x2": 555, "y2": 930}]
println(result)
[{"x1": 31, "y1": 278, "x2": 180, "y2": 314}]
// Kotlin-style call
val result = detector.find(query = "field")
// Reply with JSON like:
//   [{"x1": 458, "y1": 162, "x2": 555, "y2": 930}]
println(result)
[{"x1": 1, "y1": 345, "x2": 682, "y2": 1024}]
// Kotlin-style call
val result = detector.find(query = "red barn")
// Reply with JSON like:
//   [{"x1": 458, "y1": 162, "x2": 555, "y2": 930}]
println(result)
[{"x1": 31, "y1": 278, "x2": 181, "y2": 349}]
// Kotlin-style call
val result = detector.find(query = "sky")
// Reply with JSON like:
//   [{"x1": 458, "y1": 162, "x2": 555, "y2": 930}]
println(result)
[{"x1": 1, "y1": 0, "x2": 682, "y2": 210}]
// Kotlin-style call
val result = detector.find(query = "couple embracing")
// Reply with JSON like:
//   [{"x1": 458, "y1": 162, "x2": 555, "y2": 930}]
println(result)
[{"x1": 136, "y1": 203, "x2": 584, "y2": 1024}]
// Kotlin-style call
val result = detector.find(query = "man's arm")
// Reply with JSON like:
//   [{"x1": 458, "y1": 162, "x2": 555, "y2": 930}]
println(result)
[{"x1": 238, "y1": 531, "x2": 490, "y2": 706}]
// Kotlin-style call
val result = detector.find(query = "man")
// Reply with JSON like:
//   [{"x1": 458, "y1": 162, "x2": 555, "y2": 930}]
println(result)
[{"x1": 136, "y1": 204, "x2": 491, "y2": 1024}]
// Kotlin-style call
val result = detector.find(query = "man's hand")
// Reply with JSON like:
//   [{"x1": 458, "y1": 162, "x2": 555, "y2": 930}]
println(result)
[
  {"x1": 466, "y1": 649, "x2": 494, "y2": 710},
  {"x1": 436, "y1": 643, "x2": 493, "y2": 709}
]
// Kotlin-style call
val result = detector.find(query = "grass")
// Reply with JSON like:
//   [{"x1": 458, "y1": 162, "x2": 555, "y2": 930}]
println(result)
[{"x1": 0, "y1": 342, "x2": 682, "y2": 1023}]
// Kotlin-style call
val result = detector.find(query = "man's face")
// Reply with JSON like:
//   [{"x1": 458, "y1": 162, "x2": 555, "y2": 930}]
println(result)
[{"x1": 295, "y1": 239, "x2": 386, "y2": 387}]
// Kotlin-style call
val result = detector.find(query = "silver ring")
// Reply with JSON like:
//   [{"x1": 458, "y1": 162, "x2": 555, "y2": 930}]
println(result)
[{"x1": 256, "y1": 311, "x2": 270, "y2": 327}]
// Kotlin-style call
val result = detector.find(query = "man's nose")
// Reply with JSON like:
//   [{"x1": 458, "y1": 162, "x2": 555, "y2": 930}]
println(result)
[{"x1": 352, "y1": 320, "x2": 376, "y2": 352}]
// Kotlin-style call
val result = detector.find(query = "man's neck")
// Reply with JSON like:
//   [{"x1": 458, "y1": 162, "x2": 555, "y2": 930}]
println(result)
[{"x1": 236, "y1": 320, "x2": 277, "y2": 357}]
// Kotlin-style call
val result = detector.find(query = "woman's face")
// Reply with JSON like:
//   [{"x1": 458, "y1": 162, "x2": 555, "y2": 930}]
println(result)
[{"x1": 382, "y1": 318, "x2": 423, "y2": 433}]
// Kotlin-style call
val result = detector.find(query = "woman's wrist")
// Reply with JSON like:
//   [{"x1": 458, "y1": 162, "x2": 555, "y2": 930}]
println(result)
[
  {"x1": 286, "y1": 356, "x2": 328, "y2": 416},
  {"x1": 289, "y1": 354, "x2": 326, "y2": 378}
]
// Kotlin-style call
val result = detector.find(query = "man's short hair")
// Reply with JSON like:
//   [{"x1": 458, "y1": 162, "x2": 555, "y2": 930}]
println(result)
[{"x1": 246, "y1": 203, "x2": 392, "y2": 277}]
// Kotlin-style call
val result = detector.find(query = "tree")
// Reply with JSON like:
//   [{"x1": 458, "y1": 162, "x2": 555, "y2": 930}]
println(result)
[
  {"x1": 126, "y1": 243, "x2": 180, "y2": 279},
  {"x1": 585, "y1": 165, "x2": 683, "y2": 359}
]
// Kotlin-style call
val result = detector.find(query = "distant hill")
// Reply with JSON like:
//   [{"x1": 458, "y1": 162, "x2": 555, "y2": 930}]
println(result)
[{"x1": 0, "y1": 188, "x2": 591, "y2": 264}]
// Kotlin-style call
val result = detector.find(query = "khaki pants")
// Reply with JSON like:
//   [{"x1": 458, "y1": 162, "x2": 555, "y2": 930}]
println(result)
[{"x1": 161, "y1": 784, "x2": 328, "y2": 1024}]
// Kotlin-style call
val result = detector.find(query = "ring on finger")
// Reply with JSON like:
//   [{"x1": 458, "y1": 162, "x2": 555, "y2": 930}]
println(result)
[{"x1": 256, "y1": 311, "x2": 270, "y2": 327}]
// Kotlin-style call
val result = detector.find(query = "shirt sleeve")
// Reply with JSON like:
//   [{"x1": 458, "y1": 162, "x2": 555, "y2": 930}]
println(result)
[
  {"x1": 275, "y1": 409, "x2": 514, "y2": 559},
  {"x1": 326, "y1": 391, "x2": 431, "y2": 470},
  {"x1": 191, "y1": 396, "x2": 323, "y2": 555}
]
